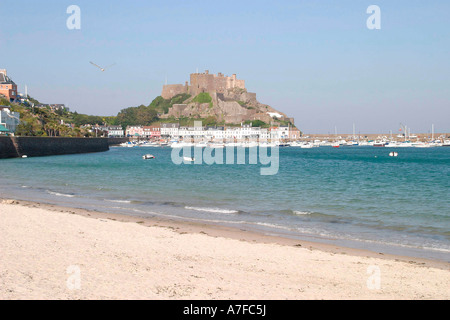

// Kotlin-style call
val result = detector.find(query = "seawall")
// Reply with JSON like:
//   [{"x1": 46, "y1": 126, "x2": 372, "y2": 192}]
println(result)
[
  {"x1": 107, "y1": 137, "x2": 129, "y2": 146},
  {"x1": 0, "y1": 137, "x2": 110, "y2": 159}
]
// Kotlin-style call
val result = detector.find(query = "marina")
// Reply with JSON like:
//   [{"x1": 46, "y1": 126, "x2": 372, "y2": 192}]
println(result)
[{"x1": 119, "y1": 137, "x2": 450, "y2": 149}]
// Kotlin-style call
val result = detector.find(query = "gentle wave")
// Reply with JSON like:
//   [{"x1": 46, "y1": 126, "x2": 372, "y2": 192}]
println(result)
[
  {"x1": 332, "y1": 233, "x2": 450, "y2": 254},
  {"x1": 254, "y1": 222, "x2": 295, "y2": 231},
  {"x1": 105, "y1": 199, "x2": 132, "y2": 204},
  {"x1": 292, "y1": 210, "x2": 312, "y2": 216},
  {"x1": 185, "y1": 206, "x2": 239, "y2": 214},
  {"x1": 46, "y1": 191, "x2": 75, "y2": 198}
]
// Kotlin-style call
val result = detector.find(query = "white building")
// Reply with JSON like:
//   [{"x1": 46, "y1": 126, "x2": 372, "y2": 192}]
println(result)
[
  {"x1": 224, "y1": 127, "x2": 241, "y2": 141},
  {"x1": 108, "y1": 126, "x2": 124, "y2": 138},
  {"x1": 0, "y1": 106, "x2": 20, "y2": 133},
  {"x1": 161, "y1": 123, "x2": 179, "y2": 138},
  {"x1": 269, "y1": 126, "x2": 290, "y2": 141},
  {"x1": 142, "y1": 122, "x2": 292, "y2": 142},
  {"x1": 179, "y1": 126, "x2": 205, "y2": 140},
  {"x1": 278, "y1": 125, "x2": 290, "y2": 140}
]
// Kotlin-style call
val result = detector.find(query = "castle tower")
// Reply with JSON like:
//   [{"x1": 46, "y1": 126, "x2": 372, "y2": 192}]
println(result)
[{"x1": 162, "y1": 70, "x2": 246, "y2": 99}]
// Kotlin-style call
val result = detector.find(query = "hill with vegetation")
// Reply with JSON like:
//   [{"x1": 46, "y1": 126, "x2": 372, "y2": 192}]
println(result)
[{"x1": 3, "y1": 88, "x2": 297, "y2": 137}]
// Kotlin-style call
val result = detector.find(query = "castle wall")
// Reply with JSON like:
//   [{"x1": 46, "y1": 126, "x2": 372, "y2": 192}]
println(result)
[
  {"x1": 170, "y1": 104, "x2": 188, "y2": 117},
  {"x1": 234, "y1": 79, "x2": 245, "y2": 90},
  {"x1": 189, "y1": 71, "x2": 246, "y2": 97},
  {"x1": 190, "y1": 72, "x2": 215, "y2": 96},
  {"x1": 161, "y1": 84, "x2": 188, "y2": 100},
  {"x1": 213, "y1": 74, "x2": 227, "y2": 94},
  {"x1": 163, "y1": 71, "x2": 246, "y2": 99}
]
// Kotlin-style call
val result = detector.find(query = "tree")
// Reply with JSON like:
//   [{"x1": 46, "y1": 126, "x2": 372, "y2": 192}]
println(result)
[{"x1": 116, "y1": 105, "x2": 157, "y2": 127}]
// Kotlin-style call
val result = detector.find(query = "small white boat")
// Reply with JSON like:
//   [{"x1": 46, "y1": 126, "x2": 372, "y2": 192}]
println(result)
[
  {"x1": 389, "y1": 152, "x2": 398, "y2": 157},
  {"x1": 373, "y1": 141, "x2": 386, "y2": 147},
  {"x1": 183, "y1": 157, "x2": 195, "y2": 162},
  {"x1": 208, "y1": 143, "x2": 225, "y2": 149},
  {"x1": 258, "y1": 142, "x2": 277, "y2": 148},
  {"x1": 195, "y1": 142, "x2": 209, "y2": 148},
  {"x1": 412, "y1": 142, "x2": 431, "y2": 148},
  {"x1": 385, "y1": 142, "x2": 401, "y2": 148},
  {"x1": 120, "y1": 142, "x2": 136, "y2": 147},
  {"x1": 289, "y1": 141, "x2": 302, "y2": 147},
  {"x1": 142, "y1": 154, "x2": 155, "y2": 160},
  {"x1": 300, "y1": 143, "x2": 314, "y2": 149}
]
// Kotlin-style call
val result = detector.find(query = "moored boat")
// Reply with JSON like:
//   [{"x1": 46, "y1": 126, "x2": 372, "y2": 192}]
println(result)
[{"x1": 373, "y1": 141, "x2": 386, "y2": 147}]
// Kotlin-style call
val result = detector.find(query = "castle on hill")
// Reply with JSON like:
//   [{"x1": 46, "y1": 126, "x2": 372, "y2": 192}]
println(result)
[
  {"x1": 160, "y1": 70, "x2": 295, "y2": 126},
  {"x1": 162, "y1": 70, "x2": 246, "y2": 99}
]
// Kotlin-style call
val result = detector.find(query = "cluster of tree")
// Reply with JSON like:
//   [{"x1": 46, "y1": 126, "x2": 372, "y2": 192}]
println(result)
[
  {"x1": 116, "y1": 104, "x2": 157, "y2": 128},
  {"x1": 11, "y1": 104, "x2": 86, "y2": 137},
  {"x1": 70, "y1": 112, "x2": 117, "y2": 127},
  {"x1": 115, "y1": 93, "x2": 191, "y2": 128},
  {"x1": 149, "y1": 93, "x2": 191, "y2": 114},
  {"x1": 243, "y1": 120, "x2": 270, "y2": 128}
]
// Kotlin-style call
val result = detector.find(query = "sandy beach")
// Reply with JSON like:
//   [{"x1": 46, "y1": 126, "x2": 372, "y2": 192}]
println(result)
[{"x1": 0, "y1": 199, "x2": 449, "y2": 300}]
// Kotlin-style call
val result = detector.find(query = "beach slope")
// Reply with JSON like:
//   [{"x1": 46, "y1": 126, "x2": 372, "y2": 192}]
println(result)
[{"x1": 0, "y1": 201, "x2": 448, "y2": 300}]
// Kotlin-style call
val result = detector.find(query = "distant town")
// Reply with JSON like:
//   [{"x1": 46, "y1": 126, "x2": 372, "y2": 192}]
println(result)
[{"x1": 1, "y1": 68, "x2": 449, "y2": 147}]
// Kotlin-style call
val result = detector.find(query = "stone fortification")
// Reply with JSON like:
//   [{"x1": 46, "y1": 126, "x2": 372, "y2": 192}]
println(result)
[
  {"x1": 160, "y1": 70, "x2": 294, "y2": 125},
  {"x1": 162, "y1": 71, "x2": 245, "y2": 100}
]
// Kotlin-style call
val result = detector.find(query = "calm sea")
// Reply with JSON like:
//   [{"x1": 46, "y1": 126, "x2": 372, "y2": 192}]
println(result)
[{"x1": 1, "y1": 146, "x2": 449, "y2": 261}]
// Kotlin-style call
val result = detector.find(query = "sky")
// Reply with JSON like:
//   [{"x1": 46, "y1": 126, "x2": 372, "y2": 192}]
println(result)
[{"x1": 0, "y1": 0, "x2": 449, "y2": 134}]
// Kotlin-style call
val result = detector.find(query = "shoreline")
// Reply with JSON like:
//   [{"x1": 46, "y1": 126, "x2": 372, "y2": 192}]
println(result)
[
  {"x1": 1, "y1": 198, "x2": 449, "y2": 299},
  {"x1": 2, "y1": 197, "x2": 448, "y2": 270}
]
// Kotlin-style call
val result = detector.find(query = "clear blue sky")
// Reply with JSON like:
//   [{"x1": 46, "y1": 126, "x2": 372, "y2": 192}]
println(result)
[{"x1": 1, "y1": 0, "x2": 449, "y2": 133}]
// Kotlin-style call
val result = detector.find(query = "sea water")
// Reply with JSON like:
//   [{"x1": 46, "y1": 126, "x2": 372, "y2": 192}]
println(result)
[{"x1": 0, "y1": 146, "x2": 449, "y2": 262}]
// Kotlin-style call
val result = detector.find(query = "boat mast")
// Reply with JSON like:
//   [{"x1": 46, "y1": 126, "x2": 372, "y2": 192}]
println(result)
[{"x1": 353, "y1": 123, "x2": 356, "y2": 141}]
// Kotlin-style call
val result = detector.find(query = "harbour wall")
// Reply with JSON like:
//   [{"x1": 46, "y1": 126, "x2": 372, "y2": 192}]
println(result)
[
  {"x1": 107, "y1": 137, "x2": 129, "y2": 146},
  {"x1": 0, "y1": 137, "x2": 110, "y2": 159}
]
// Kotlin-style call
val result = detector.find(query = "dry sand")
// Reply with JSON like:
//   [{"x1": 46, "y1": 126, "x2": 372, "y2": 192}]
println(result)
[{"x1": 0, "y1": 199, "x2": 449, "y2": 300}]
